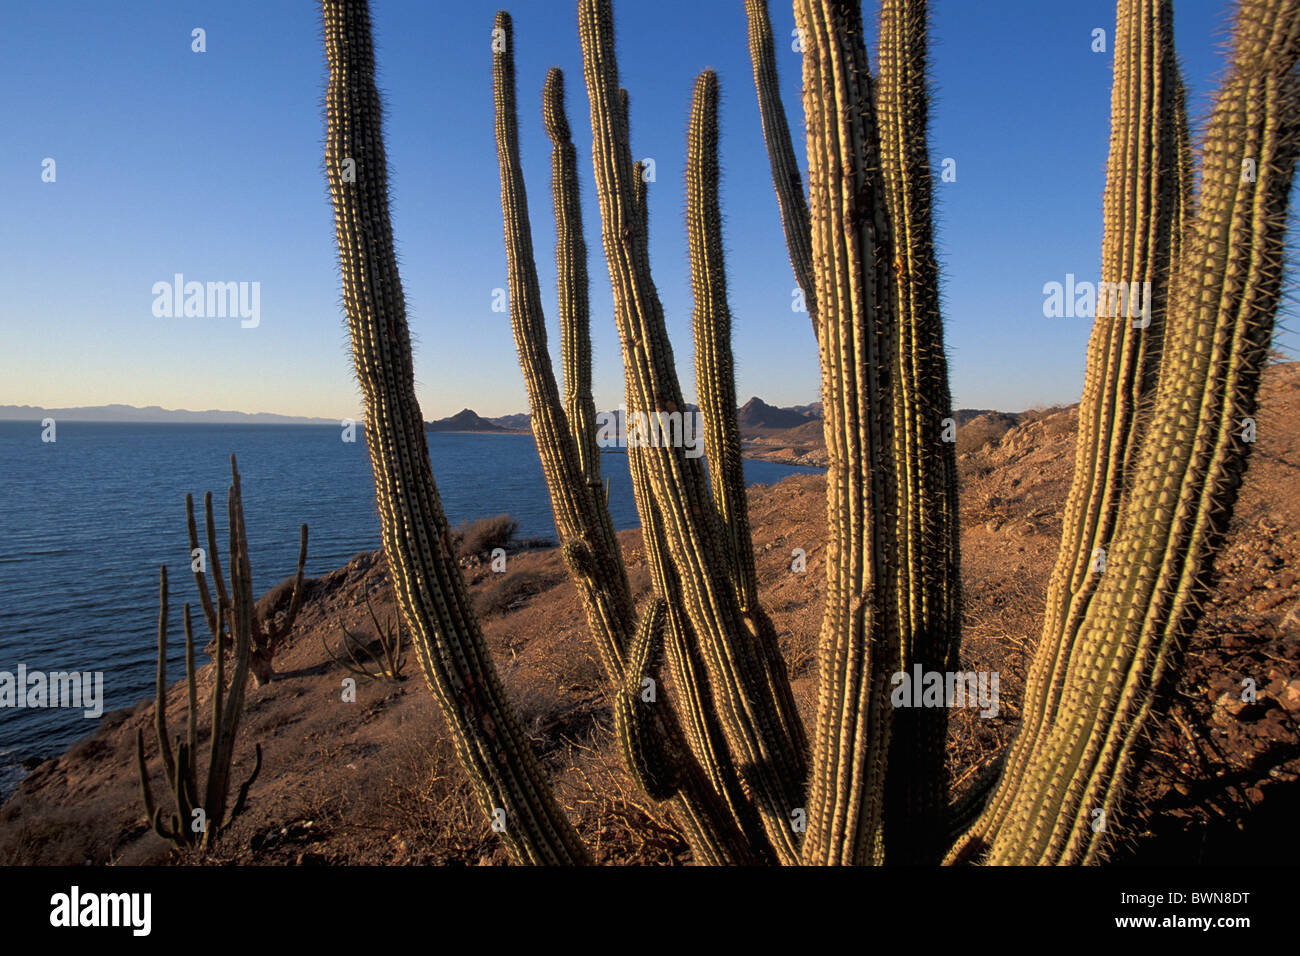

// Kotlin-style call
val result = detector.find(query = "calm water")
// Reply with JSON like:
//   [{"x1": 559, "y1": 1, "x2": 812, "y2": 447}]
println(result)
[{"x1": 0, "y1": 421, "x2": 821, "y2": 791}]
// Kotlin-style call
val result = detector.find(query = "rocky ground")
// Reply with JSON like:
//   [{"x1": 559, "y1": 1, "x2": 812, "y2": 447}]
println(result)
[{"x1": 2, "y1": 364, "x2": 1297, "y2": 866}]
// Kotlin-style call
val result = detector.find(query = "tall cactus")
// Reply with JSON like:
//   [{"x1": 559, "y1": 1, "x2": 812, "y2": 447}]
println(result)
[
  {"x1": 951, "y1": 0, "x2": 1300, "y2": 865},
  {"x1": 576, "y1": 0, "x2": 809, "y2": 863},
  {"x1": 320, "y1": 0, "x2": 1300, "y2": 866},
  {"x1": 872, "y1": 0, "x2": 963, "y2": 865},
  {"x1": 186, "y1": 473, "x2": 308, "y2": 687},
  {"x1": 789, "y1": 0, "x2": 903, "y2": 867},
  {"x1": 955, "y1": 0, "x2": 1190, "y2": 860},
  {"x1": 322, "y1": 0, "x2": 589, "y2": 865}
]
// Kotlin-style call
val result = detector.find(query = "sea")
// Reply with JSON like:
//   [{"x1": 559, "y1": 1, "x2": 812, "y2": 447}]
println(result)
[{"x1": 0, "y1": 421, "x2": 822, "y2": 796}]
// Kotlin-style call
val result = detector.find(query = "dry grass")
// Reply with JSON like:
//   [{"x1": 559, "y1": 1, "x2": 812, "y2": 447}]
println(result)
[{"x1": 453, "y1": 513, "x2": 518, "y2": 556}]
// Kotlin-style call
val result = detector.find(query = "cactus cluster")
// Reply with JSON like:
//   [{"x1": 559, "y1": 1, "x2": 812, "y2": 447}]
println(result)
[
  {"x1": 322, "y1": 0, "x2": 1300, "y2": 865},
  {"x1": 135, "y1": 456, "x2": 267, "y2": 852},
  {"x1": 952, "y1": 0, "x2": 1300, "y2": 865}
]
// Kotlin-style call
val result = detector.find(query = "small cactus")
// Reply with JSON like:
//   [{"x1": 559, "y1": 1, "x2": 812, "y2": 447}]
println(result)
[{"x1": 321, "y1": 587, "x2": 406, "y2": 683}]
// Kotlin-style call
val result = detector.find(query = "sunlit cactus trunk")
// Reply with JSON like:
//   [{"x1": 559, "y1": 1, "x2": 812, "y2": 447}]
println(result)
[
  {"x1": 745, "y1": 0, "x2": 817, "y2": 333},
  {"x1": 793, "y1": 0, "x2": 901, "y2": 866},
  {"x1": 322, "y1": 0, "x2": 589, "y2": 865},
  {"x1": 491, "y1": 10, "x2": 754, "y2": 864},
  {"x1": 958, "y1": 0, "x2": 1190, "y2": 861},
  {"x1": 874, "y1": 0, "x2": 963, "y2": 865}
]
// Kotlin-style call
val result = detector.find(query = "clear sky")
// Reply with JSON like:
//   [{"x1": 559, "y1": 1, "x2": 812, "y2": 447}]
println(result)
[{"x1": 2, "y1": 0, "x2": 1291, "y2": 420}]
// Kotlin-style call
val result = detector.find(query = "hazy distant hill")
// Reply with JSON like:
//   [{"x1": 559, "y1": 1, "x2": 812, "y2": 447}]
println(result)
[
  {"x1": 787, "y1": 401, "x2": 822, "y2": 420},
  {"x1": 425, "y1": 409, "x2": 515, "y2": 433},
  {"x1": 0, "y1": 403, "x2": 336, "y2": 425},
  {"x1": 487, "y1": 413, "x2": 532, "y2": 431},
  {"x1": 0, "y1": 399, "x2": 1023, "y2": 435}
]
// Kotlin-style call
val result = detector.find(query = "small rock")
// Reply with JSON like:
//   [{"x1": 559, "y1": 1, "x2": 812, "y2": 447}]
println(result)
[
  {"x1": 1257, "y1": 591, "x2": 1290, "y2": 611},
  {"x1": 985, "y1": 518, "x2": 1003, "y2": 533},
  {"x1": 1215, "y1": 691, "x2": 1270, "y2": 721},
  {"x1": 1217, "y1": 691, "x2": 1246, "y2": 715},
  {"x1": 1279, "y1": 680, "x2": 1300, "y2": 712}
]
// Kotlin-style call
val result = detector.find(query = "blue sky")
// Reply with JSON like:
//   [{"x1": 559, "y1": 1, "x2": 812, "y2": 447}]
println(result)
[{"x1": 2, "y1": 0, "x2": 1288, "y2": 420}]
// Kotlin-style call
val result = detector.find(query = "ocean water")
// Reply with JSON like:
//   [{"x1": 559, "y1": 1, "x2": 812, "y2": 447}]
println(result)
[{"x1": 0, "y1": 421, "x2": 821, "y2": 792}]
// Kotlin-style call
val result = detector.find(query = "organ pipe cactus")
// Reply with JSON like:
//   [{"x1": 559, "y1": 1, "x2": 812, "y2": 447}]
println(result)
[
  {"x1": 578, "y1": 0, "x2": 811, "y2": 865},
  {"x1": 744, "y1": 0, "x2": 816, "y2": 332},
  {"x1": 135, "y1": 457, "x2": 265, "y2": 852},
  {"x1": 873, "y1": 0, "x2": 963, "y2": 865},
  {"x1": 321, "y1": 0, "x2": 1300, "y2": 865},
  {"x1": 950, "y1": 0, "x2": 1300, "y2": 865}
]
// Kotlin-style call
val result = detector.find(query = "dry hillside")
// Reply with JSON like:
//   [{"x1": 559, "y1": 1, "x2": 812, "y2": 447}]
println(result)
[{"x1": 3, "y1": 364, "x2": 1297, "y2": 865}]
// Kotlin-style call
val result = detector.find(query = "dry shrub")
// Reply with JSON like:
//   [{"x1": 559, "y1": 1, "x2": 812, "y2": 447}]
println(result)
[
  {"x1": 369, "y1": 710, "x2": 495, "y2": 864},
  {"x1": 452, "y1": 514, "x2": 518, "y2": 556},
  {"x1": 552, "y1": 729, "x2": 688, "y2": 865}
]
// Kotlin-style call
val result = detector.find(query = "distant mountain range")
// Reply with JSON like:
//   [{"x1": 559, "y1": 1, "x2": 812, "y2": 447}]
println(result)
[
  {"x1": 426, "y1": 400, "x2": 1018, "y2": 436},
  {"x1": 1, "y1": 399, "x2": 1023, "y2": 434},
  {"x1": 0, "y1": 404, "x2": 338, "y2": 425},
  {"x1": 437, "y1": 399, "x2": 825, "y2": 436}
]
